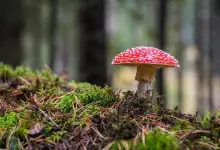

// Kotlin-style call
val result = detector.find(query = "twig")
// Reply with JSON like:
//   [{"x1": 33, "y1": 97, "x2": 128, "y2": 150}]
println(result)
[
  {"x1": 92, "y1": 127, "x2": 111, "y2": 141},
  {"x1": 24, "y1": 135, "x2": 32, "y2": 150},
  {"x1": 132, "y1": 132, "x2": 140, "y2": 149},
  {"x1": 51, "y1": 113, "x2": 72, "y2": 119},
  {"x1": 117, "y1": 103, "x2": 120, "y2": 125},
  {"x1": 102, "y1": 142, "x2": 115, "y2": 150},
  {"x1": 194, "y1": 141, "x2": 219, "y2": 149},
  {"x1": 165, "y1": 115, "x2": 182, "y2": 121},
  {"x1": 121, "y1": 141, "x2": 130, "y2": 150},
  {"x1": 157, "y1": 126, "x2": 174, "y2": 134},
  {"x1": 6, "y1": 126, "x2": 16, "y2": 149},
  {"x1": 23, "y1": 135, "x2": 45, "y2": 146},
  {"x1": 38, "y1": 108, "x2": 61, "y2": 130},
  {"x1": 180, "y1": 130, "x2": 210, "y2": 140},
  {"x1": 182, "y1": 144, "x2": 190, "y2": 150},
  {"x1": 18, "y1": 76, "x2": 31, "y2": 85}
]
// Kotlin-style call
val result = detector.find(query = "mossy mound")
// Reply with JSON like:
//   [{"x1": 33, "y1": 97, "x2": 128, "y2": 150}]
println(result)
[{"x1": 0, "y1": 64, "x2": 219, "y2": 150}]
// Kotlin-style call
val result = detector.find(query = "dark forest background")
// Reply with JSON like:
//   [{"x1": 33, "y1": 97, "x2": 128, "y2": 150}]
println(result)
[{"x1": 0, "y1": 0, "x2": 220, "y2": 114}]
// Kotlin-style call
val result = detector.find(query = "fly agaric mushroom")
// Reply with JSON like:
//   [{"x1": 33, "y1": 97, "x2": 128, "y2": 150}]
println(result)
[{"x1": 112, "y1": 46, "x2": 179, "y2": 93}]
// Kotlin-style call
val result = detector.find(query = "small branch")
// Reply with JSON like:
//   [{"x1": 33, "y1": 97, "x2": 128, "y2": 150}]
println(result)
[
  {"x1": 38, "y1": 108, "x2": 61, "y2": 130},
  {"x1": 180, "y1": 130, "x2": 210, "y2": 140},
  {"x1": 157, "y1": 126, "x2": 174, "y2": 134},
  {"x1": 102, "y1": 142, "x2": 115, "y2": 150},
  {"x1": 165, "y1": 115, "x2": 182, "y2": 121},
  {"x1": 92, "y1": 127, "x2": 111, "y2": 141},
  {"x1": 194, "y1": 141, "x2": 219, "y2": 149},
  {"x1": 24, "y1": 135, "x2": 32, "y2": 150}
]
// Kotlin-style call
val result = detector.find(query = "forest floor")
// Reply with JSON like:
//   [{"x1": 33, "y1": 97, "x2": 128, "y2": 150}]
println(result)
[{"x1": 0, "y1": 64, "x2": 219, "y2": 150}]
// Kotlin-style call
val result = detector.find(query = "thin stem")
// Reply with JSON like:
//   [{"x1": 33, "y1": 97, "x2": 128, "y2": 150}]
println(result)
[
  {"x1": 135, "y1": 65, "x2": 157, "y2": 93},
  {"x1": 137, "y1": 81, "x2": 153, "y2": 93},
  {"x1": 135, "y1": 65, "x2": 156, "y2": 83}
]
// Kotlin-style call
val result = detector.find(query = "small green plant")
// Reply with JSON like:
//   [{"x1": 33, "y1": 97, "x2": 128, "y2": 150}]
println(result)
[
  {"x1": 0, "y1": 112, "x2": 18, "y2": 130},
  {"x1": 172, "y1": 119, "x2": 193, "y2": 131},
  {"x1": 8, "y1": 136, "x2": 21, "y2": 150},
  {"x1": 110, "y1": 129, "x2": 179, "y2": 150},
  {"x1": 201, "y1": 112, "x2": 212, "y2": 128},
  {"x1": 57, "y1": 95, "x2": 74, "y2": 113},
  {"x1": 39, "y1": 68, "x2": 59, "y2": 82},
  {"x1": 78, "y1": 105, "x2": 101, "y2": 127},
  {"x1": 49, "y1": 130, "x2": 67, "y2": 142}
]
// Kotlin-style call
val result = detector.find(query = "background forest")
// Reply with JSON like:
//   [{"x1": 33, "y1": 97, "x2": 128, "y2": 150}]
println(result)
[{"x1": 0, "y1": 0, "x2": 220, "y2": 115}]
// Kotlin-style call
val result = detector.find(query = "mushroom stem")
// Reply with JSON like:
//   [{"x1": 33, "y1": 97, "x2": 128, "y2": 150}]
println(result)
[
  {"x1": 137, "y1": 81, "x2": 153, "y2": 93},
  {"x1": 135, "y1": 65, "x2": 157, "y2": 93}
]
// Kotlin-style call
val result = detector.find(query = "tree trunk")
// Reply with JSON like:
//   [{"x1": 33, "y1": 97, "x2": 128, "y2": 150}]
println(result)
[
  {"x1": 77, "y1": 0, "x2": 107, "y2": 86},
  {"x1": 22, "y1": 0, "x2": 43, "y2": 69},
  {"x1": 157, "y1": 0, "x2": 167, "y2": 99},
  {"x1": 209, "y1": 0, "x2": 220, "y2": 111},
  {"x1": 195, "y1": 0, "x2": 212, "y2": 114},
  {"x1": 175, "y1": 4, "x2": 184, "y2": 110},
  {"x1": 0, "y1": 0, "x2": 23, "y2": 67},
  {"x1": 49, "y1": 0, "x2": 58, "y2": 70}
]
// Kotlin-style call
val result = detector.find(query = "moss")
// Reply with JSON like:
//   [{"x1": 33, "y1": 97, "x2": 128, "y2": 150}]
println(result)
[
  {"x1": 57, "y1": 95, "x2": 74, "y2": 113},
  {"x1": 49, "y1": 130, "x2": 67, "y2": 142},
  {"x1": 0, "y1": 112, "x2": 18, "y2": 130},
  {"x1": 75, "y1": 83, "x2": 116, "y2": 106},
  {"x1": 14, "y1": 66, "x2": 35, "y2": 77},
  {"x1": 110, "y1": 129, "x2": 179, "y2": 150},
  {"x1": 57, "y1": 83, "x2": 116, "y2": 113},
  {"x1": 0, "y1": 64, "x2": 15, "y2": 81},
  {"x1": 136, "y1": 129, "x2": 179, "y2": 150},
  {"x1": 0, "y1": 64, "x2": 35, "y2": 81},
  {"x1": 201, "y1": 111, "x2": 212, "y2": 128},
  {"x1": 172, "y1": 119, "x2": 194, "y2": 131},
  {"x1": 0, "y1": 111, "x2": 30, "y2": 148}
]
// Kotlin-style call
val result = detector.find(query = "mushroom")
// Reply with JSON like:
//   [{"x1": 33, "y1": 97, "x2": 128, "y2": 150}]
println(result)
[{"x1": 112, "y1": 46, "x2": 179, "y2": 93}]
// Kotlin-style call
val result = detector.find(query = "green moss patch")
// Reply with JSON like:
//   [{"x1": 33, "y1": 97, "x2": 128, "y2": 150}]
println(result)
[{"x1": 0, "y1": 64, "x2": 219, "y2": 150}]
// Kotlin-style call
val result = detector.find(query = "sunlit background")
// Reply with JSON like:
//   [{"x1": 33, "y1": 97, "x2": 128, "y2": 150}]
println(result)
[{"x1": 0, "y1": 0, "x2": 219, "y2": 115}]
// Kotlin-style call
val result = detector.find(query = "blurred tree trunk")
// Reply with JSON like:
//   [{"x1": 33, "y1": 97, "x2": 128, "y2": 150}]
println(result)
[
  {"x1": 49, "y1": 0, "x2": 58, "y2": 69},
  {"x1": 0, "y1": 0, "x2": 23, "y2": 67},
  {"x1": 32, "y1": 1, "x2": 42, "y2": 69},
  {"x1": 195, "y1": 0, "x2": 220, "y2": 113},
  {"x1": 175, "y1": 4, "x2": 184, "y2": 110},
  {"x1": 209, "y1": 0, "x2": 220, "y2": 111},
  {"x1": 78, "y1": 0, "x2": 107, "y2": 86},
  {"x1": 23, "y1": 0, "x2": 42, "y2": 69},
  {"x1": 157, "y1": 0, "x2": 167, "y2": 99},
  {"x1": 196, "y1": 0, "x2": 220, "y2": 113},
  {"x1": 195, "y1": 0, "x2": 212, "y2": 114}
]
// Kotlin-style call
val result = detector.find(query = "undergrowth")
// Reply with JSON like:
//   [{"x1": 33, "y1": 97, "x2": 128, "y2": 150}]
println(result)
[{"x1": 0, "y1": 64, "x2": 219, "y2": 150}]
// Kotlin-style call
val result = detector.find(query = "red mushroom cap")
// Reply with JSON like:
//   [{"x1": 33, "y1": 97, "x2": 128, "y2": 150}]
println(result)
[{"x1": 112, "y1": 46, "x2": 179, "y2": 68}]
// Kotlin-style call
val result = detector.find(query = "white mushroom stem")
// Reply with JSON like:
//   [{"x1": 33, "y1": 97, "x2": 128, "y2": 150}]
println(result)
[
  {"x1": 137, "y1": 82, "x2": 153, "y2": 93},
  {"x1": 135, "y1": 65, "x2": 157, "y2": 93}
]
